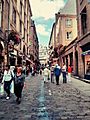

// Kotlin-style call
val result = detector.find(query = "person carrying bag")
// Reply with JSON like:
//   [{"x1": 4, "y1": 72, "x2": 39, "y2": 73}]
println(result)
[{"x1": 2, "y1": 65, "x2": 14, "y2": 100}]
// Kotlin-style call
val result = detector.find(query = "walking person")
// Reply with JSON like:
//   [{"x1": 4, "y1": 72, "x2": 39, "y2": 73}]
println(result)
[
  {"x1": 43, "y1": 65, "x2": 50, "y2": 83},
  {"x1": 68, "y1": 65, "x2": 72, "y2": 82},
  {"x1": 2, "y1": 65, "x2": 14, "y2": 100},
  {"x1": 50, "y1": 66, "x2": 55, "y2": 83},
  {"x1": 62, "y1": 63, "x2": 67, "y2": 83},
  {"x1": 0, "y1": 69, "x2": 3, "y2": 83},
  {"x1": 14, "y1": 67, "x2": 25, "y2": 104},
  {"x1": 54, "y1": 64, "x2": 61, "y2": 85}
]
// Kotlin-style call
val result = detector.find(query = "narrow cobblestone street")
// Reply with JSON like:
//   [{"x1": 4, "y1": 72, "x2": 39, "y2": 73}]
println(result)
[{"x1": 0, "y1": 75, "x2": 90, "y2": 120}]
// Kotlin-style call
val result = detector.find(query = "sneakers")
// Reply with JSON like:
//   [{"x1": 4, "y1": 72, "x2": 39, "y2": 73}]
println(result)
[{"x1": 6, "y1": 96, "x2": 10, "y2": 100}]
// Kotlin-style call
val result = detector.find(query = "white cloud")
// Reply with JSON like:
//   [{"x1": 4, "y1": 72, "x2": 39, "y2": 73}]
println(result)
[
  {"x1": 36, "y1": 24, "x2": 49, "y2": 36},
  {"x1": 30, "y1": 0, "x2": 65, "y2": 20}
]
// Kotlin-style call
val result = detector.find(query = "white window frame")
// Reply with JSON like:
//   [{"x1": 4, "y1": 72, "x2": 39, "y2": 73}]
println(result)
[{"x1": 66, "y1": 31, "x2": 72, "y2": 40}]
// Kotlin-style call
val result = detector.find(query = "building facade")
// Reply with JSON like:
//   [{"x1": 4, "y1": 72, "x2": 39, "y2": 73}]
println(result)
[
  {"x1": 49, "y1": 0, "x2": 90, "y2": 80},
  {"x1": 75, "y1": 0, "x2": 90, "y2": 79},
  {"x1": 39, "y1": 45, "x2": 49, "y2": 65},
  {"x1": 0, "y1": 0, "x2": 39, "y2": 70},
  {"x1": 49, "y1": 0, "x2": 77, "y2": 66},
  {"x1": 29, "y1": 20, "x2": 39, "y2": 68}
]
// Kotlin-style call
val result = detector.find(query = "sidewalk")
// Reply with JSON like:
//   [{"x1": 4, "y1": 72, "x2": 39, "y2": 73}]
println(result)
[{"x1": 72, "y1": 75, "x2": 90, "y2": 84}]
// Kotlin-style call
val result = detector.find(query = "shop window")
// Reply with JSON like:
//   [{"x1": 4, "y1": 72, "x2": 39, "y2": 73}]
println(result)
[
  {"x1": 86, "y1": 61, "x2": 90, "y2": 75},
  {"x1": 10, "y1": 57, "x2": 15, "y2": 66}
]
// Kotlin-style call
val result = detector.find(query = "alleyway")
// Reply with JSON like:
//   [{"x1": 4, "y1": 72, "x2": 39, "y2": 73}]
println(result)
[{"x1": 0, "y1": 75, "x2": 90, "y2": 120}]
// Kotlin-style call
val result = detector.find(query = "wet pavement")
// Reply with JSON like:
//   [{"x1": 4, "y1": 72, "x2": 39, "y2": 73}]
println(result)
[{"x1": 0, "y1": 74, "x2": 90, "y2": 120}]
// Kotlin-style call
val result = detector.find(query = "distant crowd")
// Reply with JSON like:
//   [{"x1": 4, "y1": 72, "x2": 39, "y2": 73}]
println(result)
[{"x1": 40, "y1": 63, "x2": 72, "y2": 85}]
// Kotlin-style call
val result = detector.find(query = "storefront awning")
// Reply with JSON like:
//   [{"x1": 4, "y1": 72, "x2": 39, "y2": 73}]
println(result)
[{"x1": 82, "y1": 50, "x2": 90, "y2": 55}]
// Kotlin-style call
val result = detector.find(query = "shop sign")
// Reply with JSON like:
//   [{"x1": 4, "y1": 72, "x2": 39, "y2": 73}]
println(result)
[{"x1": 82, "y1": 50, "x2": 90, "y2": 56}]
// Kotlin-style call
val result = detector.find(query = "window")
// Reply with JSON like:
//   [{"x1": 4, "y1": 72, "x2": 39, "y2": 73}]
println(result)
[
  {"x1": 0, "y1": 0, "x2": 3, "y2": 27},
  {"x1": 24, "y1": 28, "x2": 25, "y2": 40},
  {"x1": 24, "y1": 13, "x2": 27, "y2": 26},
  {"x1": 24, "y1": 0, "x2": 26, "y2": 10},
  {"x1": 20, "y1": 20, "x2": 22, "y2": 33},
  {"x1": 44, "y1": 52, "x2": 46, "y2": 55},
  {"x1": 81, "y1": 7, "x2": 87, "y2": 35},
  {"x1": 27, "y1": 34, "x2": 28, "y2": 43},
  {"x1": 66, "y1": 31, "x2": 72, "y2": 40},
  {"x1": 80, "y1": 0, "x2": 84, "y2": 5},
  {"x1": 20, "y1": 2, "x2": 22, "y2": 18},
  {"x1": 12, "y1": 7, "x2": 16, "y2": 25},
  {"x1": 66, "y1": 19, "x2": 72, "y2": 27}
]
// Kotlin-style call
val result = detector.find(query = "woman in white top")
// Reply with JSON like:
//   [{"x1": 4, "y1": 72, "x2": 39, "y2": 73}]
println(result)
[
  {"x1": 62, "y1": 63, "x2": 67, "y2": 83},
  {"x1": 2, "y1": 65, "x2": 14, "y2": 100},
  {"x1": 43, "y1": 65, "x2": 50, "y2": 83}
]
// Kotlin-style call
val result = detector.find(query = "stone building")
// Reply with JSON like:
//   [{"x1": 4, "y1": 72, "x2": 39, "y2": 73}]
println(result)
[
  {"x1": 49, "y1": 0, "x2": 77, "y2": 66},
  {"x1": 0, "y1": 0, "x2": 39, "y2": 70},
  {"x1": 28, "y1": 20, "x2": 39, "y2": 68},
  {"x1": 75, "y1": 0, "x2": 90, "y2": 79},
  {"x1": 39, "y1": 45, "x2": 49, "y2": 65},
  {"x1": 62, "y1": 0, "x2": 90, "y2": 79},
  {"x1": 49, "y1": 0, "x2": 90, "y2": 80}
]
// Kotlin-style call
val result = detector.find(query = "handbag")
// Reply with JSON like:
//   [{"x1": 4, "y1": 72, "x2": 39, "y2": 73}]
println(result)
[
  {"x1": 10, "y1": 81, "x2": 14, "y2": 93},
  {"x1": 0, "y1": 84, "x2": 4, "y2": 95}
]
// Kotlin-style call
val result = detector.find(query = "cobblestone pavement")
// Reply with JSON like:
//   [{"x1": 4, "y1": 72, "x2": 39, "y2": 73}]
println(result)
[{"x1": 0, "y1": 75, "x2": 90, "y2": 120}]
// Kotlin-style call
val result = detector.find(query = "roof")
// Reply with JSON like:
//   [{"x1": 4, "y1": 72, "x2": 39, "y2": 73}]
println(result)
[{"x1": 59, "y1": 0, "x2": 76, "y2": 15}]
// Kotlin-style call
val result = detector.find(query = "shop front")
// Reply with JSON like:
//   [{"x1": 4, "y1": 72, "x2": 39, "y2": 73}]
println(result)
[
  {"x1": 0, "y1": 41, "x2": 4, "y2": 70},
  {"x1": 82, "y1": 50, "x2": 90, "y2": 80},
  {"x1": 81, "y1": 42, "x2": 90, "y2": 80}
]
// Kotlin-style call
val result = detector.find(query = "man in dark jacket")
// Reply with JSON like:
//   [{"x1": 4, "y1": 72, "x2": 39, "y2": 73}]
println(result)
[{"x1": 54, "y1": 64, "x2": 61, "y2": 85}]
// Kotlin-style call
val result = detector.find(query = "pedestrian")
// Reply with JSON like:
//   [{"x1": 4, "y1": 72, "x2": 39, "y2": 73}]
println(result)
[
  {"x1": 30, "y1": 66, "x2": 32, "y2": 76},
  {"x1": 2, "y1": 65, "x2": 14, "y2": 100},
  {"x1": 0, "y1": 69, "x2": 3, "y2": 83},
  {"x1": 68, "y1": 65, "x2": 72, "y2": 82},
  {"x1": 43, "y1": 65, "x2": 50, "y2": 83},
  {"x1": 14, "y1": 67, "x2": 25, "y2": 104},
  {"x1": 54, "y1": 64, "x2": 61, "y2": 85},
  {"x1": 40, "y1": 68, "x2": 42, "y2": 75},
  {"x1": 50, "y1": 66, "x2": 55, "y2": 83},
  {"x1": 62, "y1": 63, "x2": 67, "y2": 83}
]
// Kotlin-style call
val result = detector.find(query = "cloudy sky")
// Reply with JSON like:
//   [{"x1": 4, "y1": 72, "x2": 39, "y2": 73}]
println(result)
[{"x1": 30, "y1": 0, "x2": 68, "y2": 46}]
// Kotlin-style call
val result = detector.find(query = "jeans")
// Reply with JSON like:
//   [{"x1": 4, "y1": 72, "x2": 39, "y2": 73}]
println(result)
[
  {"x1": 4, "y1": 80, "x2": 12, "y2": 97},
  {"x1": 14, "y1": 83, "x2": 24, "y2": 98},
  {"x1": 55, "y1": 76, "x2": 59, "y2": 85}
]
